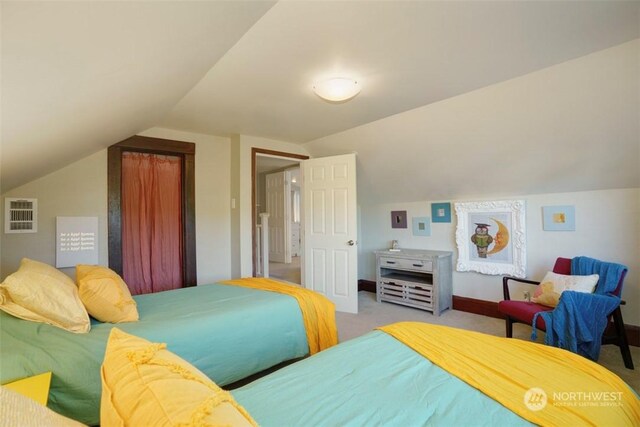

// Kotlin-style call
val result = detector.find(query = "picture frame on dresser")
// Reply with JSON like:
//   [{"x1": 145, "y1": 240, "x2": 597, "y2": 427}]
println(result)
[{"x1": 454, "y1": 200, "x2": 526, "y2": 278}]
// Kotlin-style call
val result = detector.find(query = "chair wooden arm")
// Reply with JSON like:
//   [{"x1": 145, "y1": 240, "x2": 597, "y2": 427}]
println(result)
[{"x1": 502, "y1": 276, "x2": 541, "y2": 300}]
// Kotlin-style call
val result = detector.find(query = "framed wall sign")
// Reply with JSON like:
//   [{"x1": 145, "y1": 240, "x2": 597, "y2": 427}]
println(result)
[
  {"x1": 454, "y1": 200, "x2": 526, "y2": 278},
  {"x1": 431, "y1": 202, "x2": 451, "y2": 223},
  {"x1": 542, "y1": 205, "x2": 575, "y2": 231},
  {"x1": 412, "y1": 216, "x2": 431, "y2": 236},
  {"x1": 391, "y1": 210, "x2": 408, "y2": 229},
  {"x1": 56, "y1": 216, "x2": 99, "y2": 268}
]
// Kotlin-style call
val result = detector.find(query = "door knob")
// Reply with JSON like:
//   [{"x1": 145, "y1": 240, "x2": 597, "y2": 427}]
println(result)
[{"x1": 347, "y1": 240, "x2": 356, "y2": 246}]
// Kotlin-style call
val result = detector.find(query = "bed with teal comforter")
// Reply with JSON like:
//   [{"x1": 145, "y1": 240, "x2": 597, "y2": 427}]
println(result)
[
  {"x1": 0, "y1": 283, "x2": 309, "y2": 425},
  {"x1": 232, "y1": 324, "x2": 639, "y2": 426},
  {"x1": 233, "y1": 331, "x2": 532, "y2": 427}
]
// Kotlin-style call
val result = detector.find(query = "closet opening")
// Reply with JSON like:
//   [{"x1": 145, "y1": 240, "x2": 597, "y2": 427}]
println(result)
[{"x1": 108, "y1": 136, "x2": 196, "y2": 294}]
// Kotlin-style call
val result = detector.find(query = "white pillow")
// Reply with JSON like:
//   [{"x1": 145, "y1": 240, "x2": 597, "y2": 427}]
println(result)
[
  {"x1": 0, "y1": 258, "x2": 90, "y2": 333},
  {"x1": 0, "y1": 386, "x2": 86, "y2": 427},
  {"x1": 532, "y1": 271, "x2": 599, "y2": 307}
]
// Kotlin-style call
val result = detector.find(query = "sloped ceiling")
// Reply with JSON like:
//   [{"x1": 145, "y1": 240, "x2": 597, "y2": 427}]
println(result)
[
  {"x1": 1, "y1": 1, "x2": 275, "y2": 192},
  {"x1": 2, "y1": 1, "x2": 638, "y2": 196},
  {"x1": 160, "y1": 1, "x2": 639, "y2": 143}
]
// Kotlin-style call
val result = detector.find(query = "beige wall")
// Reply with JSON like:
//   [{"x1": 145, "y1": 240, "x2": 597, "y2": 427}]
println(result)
[
  {"x1": 300, "y1": 42, "x2": 640, "y2": 325},
  {"x1": 137, "y1": 127, "x2": 232, "y2": 284},
  {"x1": 0, "y1": 129, "x2": 309, "y2": 285},
  {"x1": 1, "y1": 128, "x2": 234, "y2": 285},
  {"x1": 230, "y1": 135, "x2": 242, "y2": 278},
  {"x1": 357, "y1": 188, "x2": 640, "y2": 326},
  {"x1": 235, "y1": 135, "x2": 310, "y2": 276},
  {"x1": 1, "y1": 150, "x2": 109, "y2": 279}
]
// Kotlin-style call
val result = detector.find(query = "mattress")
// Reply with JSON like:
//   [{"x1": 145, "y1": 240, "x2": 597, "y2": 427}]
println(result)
[
  {"x1": 1, "y1": 283, "x2": 309, "y2": 425},
  {"x1": 233, "y1": 330, "x2": 532, "y2": 426}
]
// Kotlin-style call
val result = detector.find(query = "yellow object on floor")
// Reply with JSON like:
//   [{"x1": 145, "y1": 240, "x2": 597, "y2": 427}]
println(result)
[
  {"x1": 221, "y1": 277, "x2": 338, "y2": 354},
  {"x1": 3, "y1": 371, "x2": 52, "y2": 405},
  {"x1": 379, "y1": 322, "x2": 640, "y2": 427}
]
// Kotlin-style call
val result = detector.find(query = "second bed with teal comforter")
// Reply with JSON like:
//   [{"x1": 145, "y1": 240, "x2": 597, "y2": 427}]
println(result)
[{"x1": 1, "y1": 283, "x2": 309, "y2": 425}]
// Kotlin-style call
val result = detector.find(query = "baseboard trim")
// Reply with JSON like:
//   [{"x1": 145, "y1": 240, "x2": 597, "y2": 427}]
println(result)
[
  {"x1": 358, "y1": 279, "x2": 376, "y2": 293},
  {"x1": 356, "y1": 282, "x2": 638, "y2": 346},
  {"x1": 451, "y1": 295, "x2": 639, "y2": 347},
  {"x1": 621, "y1": 324, "x2": 639, "y2": 347},
  {"x1": 452, "y1": 295, "x2": 504, "y2": 320}
]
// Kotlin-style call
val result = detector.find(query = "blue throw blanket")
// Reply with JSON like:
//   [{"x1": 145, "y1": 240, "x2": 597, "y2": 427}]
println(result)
[
  {"x1": 532, "y1": 256, "x2": 627, "y2": 361},
  {"x1": 571, "y1": 256, "x2": 627, "y2": 295}
]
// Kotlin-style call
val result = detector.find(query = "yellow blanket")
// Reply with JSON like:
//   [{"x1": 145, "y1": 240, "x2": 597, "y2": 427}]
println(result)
[
  {"x1": 221, "y1": 278, "x2": 337, "y2": 355},
  {"x1": 379, "y1": 322, "x2": 640, "y2": 426}
]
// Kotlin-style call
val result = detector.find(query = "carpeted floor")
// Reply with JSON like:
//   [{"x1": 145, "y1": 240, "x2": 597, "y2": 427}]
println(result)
[
  {"x1": 269, "y1": 256, "x2": 301, "y2": 284},
  {"x1": 336, "y1": 291, "x2": 640, "y2": 393}
]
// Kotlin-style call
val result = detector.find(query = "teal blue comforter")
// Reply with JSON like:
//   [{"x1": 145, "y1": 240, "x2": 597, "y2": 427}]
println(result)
[
  {"x1": 0, "y1": 283, "x2": 308, "y2": 425},
  {"x1": 233, "y1": 331, "x2": 533, "y2": 427}
]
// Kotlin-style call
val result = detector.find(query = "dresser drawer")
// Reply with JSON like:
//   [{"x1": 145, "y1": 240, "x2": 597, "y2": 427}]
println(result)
[
  {"x1": 379, "y1": 256, "x2": 433, "y2": 272},
  {"x1": 378, "y1": 279, "x2": 433, "y2": 308}
]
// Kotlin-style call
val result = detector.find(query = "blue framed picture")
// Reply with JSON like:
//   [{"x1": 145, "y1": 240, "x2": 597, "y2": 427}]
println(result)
[
  {"x1": 412, "y1": 217, "x2": 431, "y2": 236},
  {"x1": 542, "y1": 205, "x2": 575, "y2": 231},
  {"x1": 431, "y1": 202, "x2": 451, "y2": 223}
]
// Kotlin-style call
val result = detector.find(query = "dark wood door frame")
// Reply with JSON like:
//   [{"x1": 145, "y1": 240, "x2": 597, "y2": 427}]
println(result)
[
  {"x1": 251, "y1": 148, "x2": 309, "y2": 276},
  {"x1": 108, "y1": 135, "x2": 197, "y2": 287}
]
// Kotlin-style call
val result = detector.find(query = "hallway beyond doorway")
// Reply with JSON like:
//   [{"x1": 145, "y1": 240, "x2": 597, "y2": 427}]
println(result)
[{"x1": 269, "y1": 256, "x2": 301, "y2": 284}]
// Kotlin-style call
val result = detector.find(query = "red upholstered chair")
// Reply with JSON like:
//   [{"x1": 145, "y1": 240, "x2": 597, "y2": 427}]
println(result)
[{"x1": 498, "y1": 257, "x2": 634, "y2": 369}]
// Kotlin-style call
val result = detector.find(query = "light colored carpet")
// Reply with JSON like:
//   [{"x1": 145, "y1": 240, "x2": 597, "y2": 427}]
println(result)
[
  {"x1": 269, "y1": 256, "x2": 301, "y2": 284},
  {"x1": 336, "y1": 291, "x2": 639, "y2": 393}
]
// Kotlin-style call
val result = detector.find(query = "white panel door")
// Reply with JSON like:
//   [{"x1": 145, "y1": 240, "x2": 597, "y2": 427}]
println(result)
[
  {"x1": 302, "y1": 153, "x2": 358, "y2": 313},
  {"x1": 266, "y1": 171, "x2": 290, "y2": 263}
]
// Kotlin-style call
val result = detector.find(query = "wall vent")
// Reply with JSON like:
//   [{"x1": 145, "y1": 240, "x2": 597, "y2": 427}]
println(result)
[{"x1": 5, "y1": 198, "x2": 38, "y2": 233}]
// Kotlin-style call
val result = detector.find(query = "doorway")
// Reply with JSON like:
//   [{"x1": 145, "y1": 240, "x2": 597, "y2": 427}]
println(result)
[
  {"x1": 252, "y1": 148, "x2": 308, "y2": 283},
  {"x1": 108, "y1": 136, "x2": 197, "y2": 293}
]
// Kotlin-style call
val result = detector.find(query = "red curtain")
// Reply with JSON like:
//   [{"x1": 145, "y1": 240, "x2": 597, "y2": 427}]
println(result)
[{"x1": 122, "y1": 152, "x2": 183, "y2": 295}]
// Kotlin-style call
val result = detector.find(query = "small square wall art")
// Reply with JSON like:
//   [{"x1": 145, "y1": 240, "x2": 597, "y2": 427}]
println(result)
[
  {"x1": 431, "y1": 202, "x2": 451, "y2": 223},
  {"x1": 542, "y1": 205, "x2": 575, "y2": 231},
  {"x1": 391, "y1": 210, "x2": 407, "y2": 229},
  {"x1": 412, "y1": 217, "x2": 431, "y2": 236}
]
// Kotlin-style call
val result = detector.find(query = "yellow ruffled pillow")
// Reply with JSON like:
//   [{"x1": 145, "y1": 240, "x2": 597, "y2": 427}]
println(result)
[
  {"x1": 101, "y1": 328, "x2": 257, "y2": 427},
  {"x1": 0, "y1": 258, "x2": 90, "y2": 333},
  {"x1": 75, "y1": 265, "x2": 138, "y2": 323}
]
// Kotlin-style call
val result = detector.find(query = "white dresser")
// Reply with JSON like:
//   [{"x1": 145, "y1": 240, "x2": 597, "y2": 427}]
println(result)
[{"x1": 375, "y1": 249, "x2": 453, "y2": 316}]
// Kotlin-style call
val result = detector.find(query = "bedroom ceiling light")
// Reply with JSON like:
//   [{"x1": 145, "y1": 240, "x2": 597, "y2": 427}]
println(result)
[{"x1": 313, "y1": 77, "x2": 360, "y2": 103}]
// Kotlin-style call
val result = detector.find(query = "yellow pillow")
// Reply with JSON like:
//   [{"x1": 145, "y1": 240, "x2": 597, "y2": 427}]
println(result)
[
  {"x1": 532, "y1": 271, "x2": 599, "y2": 307},
  {"x1": 0, "y1": 258, "x2": 90, "y2": 333},
  {"x1": 76, "y1": 265, "x2": 138, "y2": 323},
  {"x1": 101, "y1": 328, "x2": 257, "y2": 427}
]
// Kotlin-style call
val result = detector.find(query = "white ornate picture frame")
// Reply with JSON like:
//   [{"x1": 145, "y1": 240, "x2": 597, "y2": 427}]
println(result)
[{"x1": 454, "y1": 200, "x2": 526, "y2": 278}]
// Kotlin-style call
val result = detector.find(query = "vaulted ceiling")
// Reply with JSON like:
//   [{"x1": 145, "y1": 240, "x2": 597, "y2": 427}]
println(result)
[{"x1": 2, "y1": 1, "x2": 638, "y2": 195}]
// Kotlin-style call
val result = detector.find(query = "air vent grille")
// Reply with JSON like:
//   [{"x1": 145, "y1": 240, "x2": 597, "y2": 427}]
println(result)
[{"x1": 5, "y1": 198, "x2": 38, "y2": 233}]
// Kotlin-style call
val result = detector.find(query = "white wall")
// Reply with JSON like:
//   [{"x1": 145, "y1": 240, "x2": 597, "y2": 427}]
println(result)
[
  {"x1": 301, "y1": 41, "x2": 639, "y2": 326},
  {"x1": 359, "y1": 188, "x2": 640, "y2": 326},
  {"x1": 1, "y1": 150, "x2": 109, "y2": 279},
  {"x1": 230, "y1": 135, "x2": 241, "y2": 278},
  {"x1": 236, "y1": 135, "x2": 310, "y2": 276},
  {"x1": 304, "y1": 40, "x2": 638, "y2": 203},
  {"x1": 1, "y1": 128, "x2": 234, "y2": 285},
  {"x1": 138, "y1": 127, "x2": 232, "y2": 284}
]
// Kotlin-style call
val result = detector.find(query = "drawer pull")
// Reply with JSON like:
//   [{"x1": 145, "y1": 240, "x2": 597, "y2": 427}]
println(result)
[
  {"x1": 386, "y1": 261, "x2": 396, "y2": 264},
  {"x1": 412, "y1": 263, "x2": 423, "y2": 267}
]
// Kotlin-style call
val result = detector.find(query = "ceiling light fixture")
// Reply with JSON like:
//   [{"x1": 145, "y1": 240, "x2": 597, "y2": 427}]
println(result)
[{"x1": 313, "y1": 77, "x2": 361, "y2": 103}]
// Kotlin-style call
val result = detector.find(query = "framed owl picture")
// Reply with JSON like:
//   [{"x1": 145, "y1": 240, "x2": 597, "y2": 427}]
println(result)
[{"x1": 454, "y1": 200, "x2": 526, "y2": 278}]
